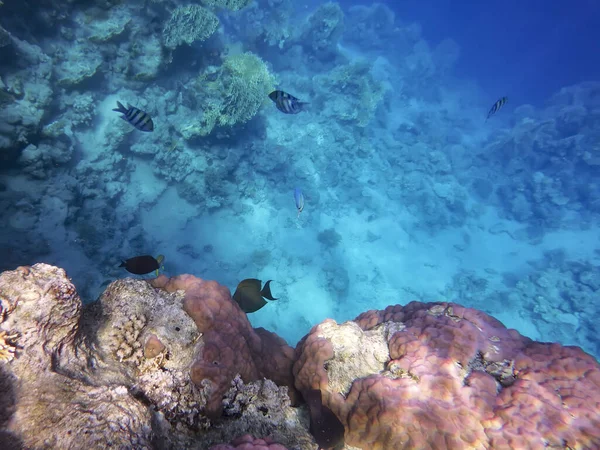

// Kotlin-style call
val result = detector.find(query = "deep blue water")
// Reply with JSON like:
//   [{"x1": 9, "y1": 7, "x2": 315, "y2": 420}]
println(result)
[{"x1": 387, "y1": 0, "x2": 600, "y2": 106}]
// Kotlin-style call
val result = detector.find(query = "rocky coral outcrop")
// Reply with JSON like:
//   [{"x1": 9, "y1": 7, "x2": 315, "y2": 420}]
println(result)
[
  {"x1": 0, "y1": 264, "x2": 308, "y2": 450},
  {"x1": 0, "y1": 264, "x2": 153, "y2": 449},
  {"x1": 294, "y1": 302, "x2": 600, "y2": 449},
  {"x1": 210, "y1": 434, "x2": 288, "y2": 450},
  {"x1": 150, "y1": 274, "x2": 298, "y2": 418},
  {"x1": 298, "y1": 2, "x2": 344, "y2": 63},
  {"x1": 1, "y1": 263, "x2": 599, "y2": 449},
  {"x1": 163, "y1": 5, "x2": 220, "y2": 50}
]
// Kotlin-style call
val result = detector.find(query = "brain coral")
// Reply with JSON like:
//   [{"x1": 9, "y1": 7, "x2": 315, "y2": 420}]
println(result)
[
  {"x1": 294, "y1": 302, "x2": 600, "y2": 450},
  {"x1": 163, "y1": 5, "x2": 219, "y2": 49},
  {"x1": 210, "y1": 434, "x2": 288, "y2": 450}
]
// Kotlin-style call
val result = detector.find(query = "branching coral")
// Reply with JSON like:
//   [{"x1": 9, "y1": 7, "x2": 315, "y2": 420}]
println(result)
[
  {"x1": 163, "y1": 5, "x2": 220, "y2": 49},
  {"x1": 188, "y1": 52, "x2": 275, "y2": 137},
  {"x1": 217, "y1": 52, "x2": 276, "y2": 126},
  {"x1": 201, "y1": 0, "x2": 252, "y2": 11}
]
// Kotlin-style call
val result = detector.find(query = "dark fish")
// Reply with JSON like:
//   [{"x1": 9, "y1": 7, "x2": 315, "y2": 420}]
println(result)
[
  {"x1": 112, "y1": 101, "x2": 154, "y2": 132},
  {"x1": 294, "y1": 187, "x2": 304, "y2": 218},
  {"x1": 232, "y1": 278, "x2": 278, "y2": 313},
  {"x1": 305, "y1": 389, "x2": 345, "y2": 450},
  {"x1": 486, "y1": 96, "x2": 507, "y2": 121},
  {"x1": 119, "y1": 254, "x2": 164, "y2": 276},
  {"x1": 268, "y1": 90, "x2": 308, "y2": 114}
]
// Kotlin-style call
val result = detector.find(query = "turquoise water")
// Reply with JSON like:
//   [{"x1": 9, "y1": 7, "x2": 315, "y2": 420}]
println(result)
[{"x1": 0, "y1": 0, "x2": 599, "y2": 359}]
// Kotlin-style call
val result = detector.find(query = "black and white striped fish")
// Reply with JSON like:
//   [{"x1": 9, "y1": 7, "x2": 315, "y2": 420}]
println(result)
[
  {"x1": 486, "y1": 96, "x2": 507, "y2": 121},
  {"x1": 112, "y1": 101, "x2": 154, "y2": 132},
  {"x1": 268, "y1": 90, "x2": 308, "y2": 115}
]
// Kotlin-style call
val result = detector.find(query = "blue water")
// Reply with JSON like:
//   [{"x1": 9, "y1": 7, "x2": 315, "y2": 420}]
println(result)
[{"x1": 0, "y1": 0, "x2": 599, "y2": 360}]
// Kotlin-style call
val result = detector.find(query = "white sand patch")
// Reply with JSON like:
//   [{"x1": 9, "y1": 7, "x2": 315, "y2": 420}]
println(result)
[
  {"x1": 122, "y1": 160, "x2": 167, "y2": 207},
  {"x1": 140, "y1": 186, "x2": 196, "y2": 247}
]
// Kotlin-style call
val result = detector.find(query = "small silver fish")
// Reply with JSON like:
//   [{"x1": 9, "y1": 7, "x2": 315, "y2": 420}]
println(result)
[
  {"x1": 112, "y1": 101, "x2": 154, "y2": 132},
  {"x1": 294, "y1": 187, "x2": 304, "y2": 218},
  {"x1": 269, "y1": 90, "x2": 308, "y2": 114},
  {"x1": 486, "y1": 96, "x2": 507, "y2": 121}
]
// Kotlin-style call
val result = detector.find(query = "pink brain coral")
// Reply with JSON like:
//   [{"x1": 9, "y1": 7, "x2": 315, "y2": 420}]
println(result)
[
  {"x1": 151, "y1": 275, "x2": 297, "y2": 418},
  {"x1": 294, "y1": 301, "x2": 600, "y2": 449},
  {"x1": 209, "y1": 434, "x2": 288, "y2": 450}
]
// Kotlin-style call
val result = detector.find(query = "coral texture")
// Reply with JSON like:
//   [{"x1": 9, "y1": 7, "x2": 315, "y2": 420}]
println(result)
[
  {"x1": 299, "y1": 2, "x2": 344, "y2": 61},
  {"x1": 163, "y1": 5, "x2": 220, "y2": 49},
  {"x1": 150, "y1": 274, "x2": 298, "y2": 418},
  {"x1": 0, "y1": 264, "x2": 153, "y2": 449},
  {"x1": 294, "y1": 302, "x2": 600, "y2": 450},
  {"x1": 0, "y1": 264, "x2": 306, "y2": 449},
  {"x1": 210, "y1": 434, "x2": 288, "y2": 450},
  {"x1": 201, "y1": 0, "x2": 252, "y2": 11},
  {"x1": 179, "y1": 52, "x2": 275, "y2": 138}
]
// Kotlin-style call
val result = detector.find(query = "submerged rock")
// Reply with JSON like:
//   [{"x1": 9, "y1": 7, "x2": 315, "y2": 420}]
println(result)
[{"x1": 0, "y1": 264, "x2": 308, "y2": 449}]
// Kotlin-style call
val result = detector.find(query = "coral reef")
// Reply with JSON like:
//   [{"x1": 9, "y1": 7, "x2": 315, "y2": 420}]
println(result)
[
  {"x1": 294, "y1": 302, "x2": 600, "y2": 449},
  {"x1": 150, "y1": 274, "x2": 298, "y2": 418},
  {"x1": 314, "y1": 61, "x2": 388, "y2": 127},
  {"x1": 163, "y1": 5, "x2": 220, "y2": 49},
  {"x1": 480, "y1": 82, "x2": 600, "y2": 230},
  {"x1": 0, "y1": 2, "x2": 599, "y2": 448},
  {"x1": 210, "y1": 434, "x2": 287, "y2": 450},
  {"x1": 0, "y1": 264, "x2": 307, "y2": 449},
  {"x1": 232, "y1": 0, "x2": 293, "y2": 49},
  {"x1": 201, "y1": 0, "x2": 252, "y2": 11},
  {"x1": 0, "y1": 264, "x2": 153, "y2": 449},
  {"x1": 1, "y1": 264, "x2": 600, "y2": 448},
  {"x1": 178, "y1": 52, "x2": 275, "y2": 138},
  {"x1": 298, "y1": 2, "x2": 345, "y2": 63},
  {"x1": 343, "y1": 3, "x2": 399, "y2": 52}
]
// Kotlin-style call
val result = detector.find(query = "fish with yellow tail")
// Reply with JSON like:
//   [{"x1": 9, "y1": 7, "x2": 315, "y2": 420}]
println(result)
[
  {"x1": 294, "y1": 187, "x2": 304, "y2": 218},
  {"x1": 486, "y1": 96, "x2": 507, "y2": 121}
]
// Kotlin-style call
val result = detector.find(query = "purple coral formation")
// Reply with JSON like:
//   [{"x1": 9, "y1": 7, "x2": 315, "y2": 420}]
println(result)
[
  {"x1": 150, "y1": 274, "x2": 298, "y2": 418},
  {"x1": 210, "y1": 434, "x2": 288, "y2": 450},
  {"x1": 294, "y1": 302, "x2": 600, "y2": 449}
]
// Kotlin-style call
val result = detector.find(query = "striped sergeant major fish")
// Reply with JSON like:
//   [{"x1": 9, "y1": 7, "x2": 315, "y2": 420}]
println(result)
[
  {"x1": 112, "y1": 101, "x2": 154, "y2": 132},
  {"x1": 294, "y1": 187, "x2": 304, "y2": 218},
  {"x1": 486, "y1": 96, "x2": 507, "y2": 121},
  {"x1": 269, "y1": 90, "x2": 308, "y2": 114}
]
